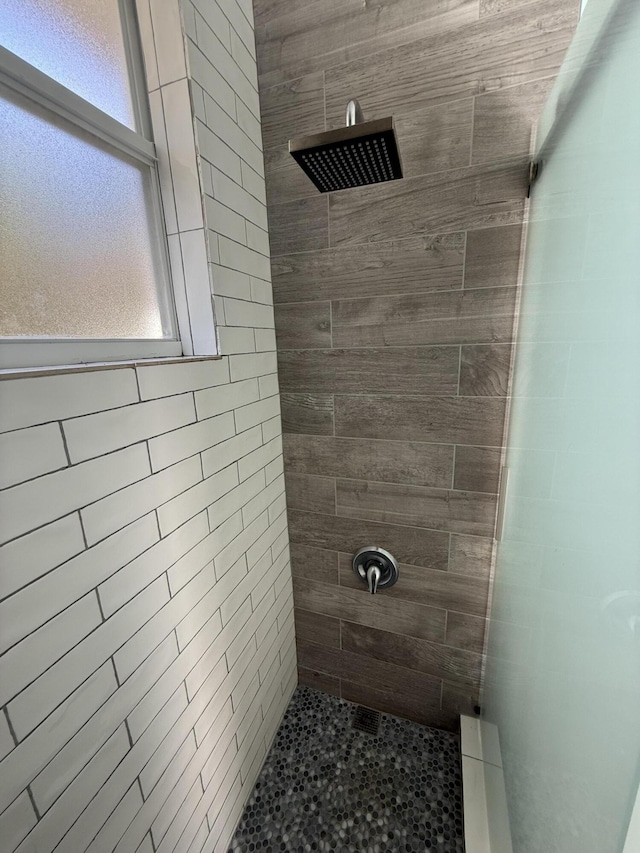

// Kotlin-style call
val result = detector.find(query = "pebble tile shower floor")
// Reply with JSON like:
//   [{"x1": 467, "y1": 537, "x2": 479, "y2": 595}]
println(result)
[{"x1": 228, "y1": 686, "x2": 465, "y2": 852}]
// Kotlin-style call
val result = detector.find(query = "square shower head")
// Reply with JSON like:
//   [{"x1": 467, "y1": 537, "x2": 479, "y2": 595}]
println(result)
[{"x1": 288, "y1": 117, "x2": 403, "y2": 193}]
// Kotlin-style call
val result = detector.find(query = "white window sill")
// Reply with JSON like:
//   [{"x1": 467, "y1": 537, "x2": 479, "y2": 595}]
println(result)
[{"x1": 0, "y1": 353, "x2": 223, "y2": 381}]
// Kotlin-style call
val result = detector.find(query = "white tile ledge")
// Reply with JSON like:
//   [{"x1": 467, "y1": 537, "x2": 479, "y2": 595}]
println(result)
[
  {"x1": 0, "y1": 354, "x2": 223, "y2": 382},
  {"x1": 460, "y1": 715, "x2": 513, "y2": 853}
]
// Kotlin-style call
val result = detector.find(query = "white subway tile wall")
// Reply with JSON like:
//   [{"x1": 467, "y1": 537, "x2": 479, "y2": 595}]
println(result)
[{"x1": 0, "y1": 3, "x2": 295, "y2": 853}]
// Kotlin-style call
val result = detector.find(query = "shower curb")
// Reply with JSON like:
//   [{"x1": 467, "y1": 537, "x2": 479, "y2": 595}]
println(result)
[{"x1": 460, "y1": 716, "x2": 513, "y2": 853}]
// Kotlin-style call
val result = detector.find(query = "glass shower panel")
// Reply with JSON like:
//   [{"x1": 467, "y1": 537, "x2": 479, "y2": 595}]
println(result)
[{"x1": 481, "y1": 0, "x2": 640, "y2": 851}]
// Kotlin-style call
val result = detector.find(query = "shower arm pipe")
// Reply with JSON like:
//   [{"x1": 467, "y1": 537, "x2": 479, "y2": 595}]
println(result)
[{"x1": 346, "y1": 99, "x2": 364, "y2": 127}]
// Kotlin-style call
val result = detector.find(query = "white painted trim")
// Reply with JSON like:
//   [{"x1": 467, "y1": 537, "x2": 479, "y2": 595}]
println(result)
[
  {"x1": 0, "y1": 340, "x2": 182, "y2": 371},
  {"x1": 460, "y1": 715, "x2": 513, "y2": 853},
  {"x1": 0, "y1": 46, "x2": 156, "y2": 163},
  {"x1": 1, "y1": 0, "x2": 218, "y2": 370},
  {"x1": 137, "y1": 0, "x2": 219, "y2": 359}
]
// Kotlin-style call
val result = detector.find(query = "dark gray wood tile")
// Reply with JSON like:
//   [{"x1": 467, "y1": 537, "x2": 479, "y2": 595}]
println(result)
[
  {"x1": 290, "y1": 543, "x2": 339, "y2": 583},
  {"x1": 298, "y1": 665, "x2": 341, "y2": 696},
  {"x1": 441, "y1": 679, "x2": 480, "y2": 717},
  {"x1": 253, "y1": 0, "x2": 349, "y2": 31},
  {"x1": 288, "y1": 510, "x2": 450, "y2": 570},
  {"x1": 341, "y1": 622, "x2": 483, "y2": 686},
  {"x1": 464, "y1": 224, "x2": 523, "y2": 288},
  {"x1": 445, "y1": 611, "x2": 487, "y2": 653},
  {"x1": 479, "y1": 0, "x2": 571, "y2": 18},
  {"x1": 265, "y1": 98, "x2": 474, "y2": 205},
  {"x1": 263, "y1": 144, "x2": 293, "y2": 173},
  {"x1": 292, "y1": 575, "x2": 447, "y2": 643},
  {"x1": 265, "y1": 145, "x2": 318, "y2": 206},
  {"x1": 340, "y1": 553, "x2": 489, "y2": 618},
  {"x1": 341, "y1": 678, "x2": 455, "y2": 730},
  {"x1": 334, "y1": 395, "x2": 507, "y2": 446},
  {"x1": 285, "y1": 471, "x2": 336, "y2": 514},
  {"x1": 332, "y1": 286, "x2": 517, "y2": 348},
  {"x1": 459, "y1": 343, "x2": 512, "y2": 396},
  {"x1": 256, "y1": 0, "x2": 478, "y2": 88},
  {"x1": 339, "y1": 553, "x2": 490, "y2": 617},
  {"x1": 278, "y1": 347, "x2": 460, "y2": 395},
  {"x1": 453, "y1": 445, "x2": 501, "y2": 493},
  {"x1": 271, "y1": 233, "x2": 465, "y2": 303},
  {"x1": 281, "y1": 393, "x2": 334, "y2": 435},
  {"x1": 275, "y1": 302, "x2": 331, "y2": 350},
  {"x1": 294, "y1": 607, "x2": 341, "y2": 648},
  {"x1": 337, "y1": 479, "x2": 497, "y2": 537},
  {"x1": 297, "y1": 640, "x2": 444, "y2": 711},
  {"x1": 259, "y1": 71, "x2": 324, "y2": 150},
  {"x1": 269, "y1": 196, "x2": 328, "y2": 255},
  {"x1": 449, "y1": 533, "x2": 494, "y2": 578},
  {"x1": 283, "y1": 434, "x2": 454, "y2": 489},
  {"x1": 328, "y1": 160, "x2": 528, "y2": 246},
  {"x1": 324, "y1": 0, "x2": 579, "y2": 125},
  {"x1": 472, "y1": 77, "x2": 555, "y2": 164},
  {"x1": 396, "y1": 98, "x2": 474, "y2": 178}
]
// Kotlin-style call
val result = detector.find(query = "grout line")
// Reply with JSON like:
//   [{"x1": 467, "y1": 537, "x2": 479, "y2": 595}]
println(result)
[
  {"x1": 58, "y1": 422, "x2": 72, "y2": 467},
  {"x1": 286, "y1": 470, "x2": 497, "y2": 496},
  {"x1": 272, "y1": 286, "x2": 515, "y2": 313},
  {"x1": 461, "y1": 228, "x2": 469, "y2": 289},
  {"x1": 451, "y1": 445, "x2": 457, "y2": 490},
  {"x1": 322, "y1": 70, "x2": 327, "y2": 131},
  {"x1": 329, "y1": 300, "x2": 334, "y2": 350},
  {"x1": 133, "y1": 366, "x2": 143, "y2": 403},
  {"x1": 78, "y1": 511, "x2": 89, "y2": 550},
  {"x1": 26, "y1": 784, "x2": 41, "y2": 821},
  {"x1": 277, "y1": 339, "x2": 511, "y2": 352},
  {"x1": 3, "y1": 705, "x2": 19, "y2": 747},
  {"x1": 111, "y1": 656, "x2": 121, "y2": 688},
  {"x1": 95, "y1": 588, "x2": 106, "y2": 623},
  {"x1": 469, "y1": 97, "x2": 476, "y2": 167},
  {"x1": 145, "y1": 440, "x2": 153, "y2": 473}
]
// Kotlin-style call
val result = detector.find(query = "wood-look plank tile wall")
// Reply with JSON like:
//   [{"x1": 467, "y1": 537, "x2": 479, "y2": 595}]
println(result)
[{"x1": 254, "y1": 0, "x2": 580, "y2": 729}]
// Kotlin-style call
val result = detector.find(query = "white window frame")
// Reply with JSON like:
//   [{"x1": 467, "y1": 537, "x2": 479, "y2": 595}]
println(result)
[{"x1": 0, "y1": 0, "x2": 218, "y2": 371}]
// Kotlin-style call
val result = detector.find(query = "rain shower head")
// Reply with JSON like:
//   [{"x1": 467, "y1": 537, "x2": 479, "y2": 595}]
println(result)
[{"x1": 288, "y1": 99, "x2": 403, "y2": 193}]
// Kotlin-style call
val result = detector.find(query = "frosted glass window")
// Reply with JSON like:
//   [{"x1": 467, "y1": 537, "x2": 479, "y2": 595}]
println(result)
[
  {"x1": 0, "y1": 84, "x2": 172, "y2": 340},
  {"x1": 0, "y1": 0, "x2": 135, "y2": 127}
]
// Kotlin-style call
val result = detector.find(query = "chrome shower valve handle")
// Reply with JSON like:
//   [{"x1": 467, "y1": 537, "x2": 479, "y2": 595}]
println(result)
[
  {"x1": 366, "y1": 563, "x2": 382, "y2": 595},
  {"x1": 352, "y1": 546, "x2": 399, "y2": 595}
]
